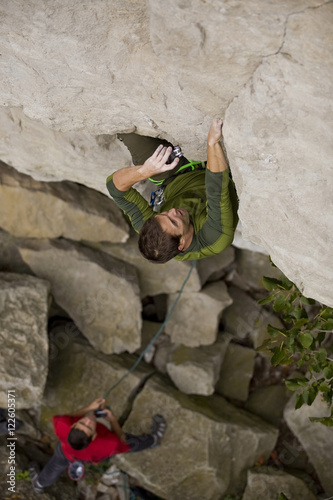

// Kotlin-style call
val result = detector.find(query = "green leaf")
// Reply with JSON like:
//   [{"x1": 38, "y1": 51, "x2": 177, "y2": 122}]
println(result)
[
  {"x1": 322, "y1": 318, "x2": 333, "y2": 331},
  {"x1": 255, "y1": 338, "x2": 278, "y2": 352},
  {"x1": 300, "y1": 296, "x2": 316, "y2": 305},
  {"x1": 285, "y1": 377, "x2": 309, "y2": 391},
  {"x1": 316, "y1": 331, "x2": 326, "y2": 344},
  {"x1": 298, "y1": 331, "x2": 313, "y2": 349},
  {"x1": 271, "y1": 346, "x2": 287, "y2": 366},
  {"x1": 293, "y1": 318, "x2": 309, "y2": 329},
  {"x1": 319, "y1": 382, "x2": 331, "y2": 393},
  {"x1": 302, "y1": 386, "x2": 318, "y2": 406},
  {"x1": 262, "y1": 276, "x2": 283, "y2": 291},
  {"x1": 273, "y1": 294, "x2": 288, "y2": 312},
  {"x1": 323, "y1": 364, "x2": 333, "y2": 379},
  {"x1": 280, "y1": 275, "x2": 294, "y2": 290},
  {"x1": 315, "y1": 348, "x2": 327, "y2": 363},
  {"x1": 295, "y1": 393, "x2": 305, "y2": 409},
  {"x1": 278, "y1": 494, "x2": 290, "y2": 500},
  {"x1": 321, "y1": 308, "x2": 333, "y2": 320},
  {"x1": 267, "y1": 324, "x2": 285, "y2": 337},
  {"x1": 257, "y1": 294, "x2": 276, "y2": 305},
  {"x1": 309, "y1": 416, "x2": 333, "y2": 427},
  {"x1": 293, "y1": 307, "x2": 308, "y2": 320}
]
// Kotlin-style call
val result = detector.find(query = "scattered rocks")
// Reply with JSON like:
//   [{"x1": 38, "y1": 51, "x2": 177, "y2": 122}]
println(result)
[
  {"x1": 18, "y1": 238, "x2": 142, "y2": 354},
  {"x1": 0, "y1": 273, "x2": 50, "y2": 408},
  {"x1": 114, "y1": 375, "x2": 278, "y2": 500}
]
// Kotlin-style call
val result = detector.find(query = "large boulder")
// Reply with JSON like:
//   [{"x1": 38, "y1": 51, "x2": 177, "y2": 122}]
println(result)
[
  {"x1": 0, "y1": 160, "x2": 128, "y2": 243},
  {"x1": 242, "y1": 467, "x2": 317, "y2": 500},
  {"x1": 40, "y1": 334, "x2": 154, "y2": 438},
  {"x1": 284, "y1": 393, "x2": 333, "y2": 495},
  {"x1": 114, "y1": 375, "x2": 278, "y2": 500},
  {"x1": 215, "y1": 343, "x2": 256, "y2": 402},
  {"x1": 165, "y1": 281, "x2": 232, "y2": 347},
  {"x1": 0, "y1": 273, "x2": 50, "y2": 408},
  {"x1": 166, "y1": 334, "x2": 231, "y2": 395},
  {"x1": 224, "y1": 3, "x2": 333, "y2": 306},
  {"x1": 18, "y1": 238, "x2": 142, "y2": 354}
]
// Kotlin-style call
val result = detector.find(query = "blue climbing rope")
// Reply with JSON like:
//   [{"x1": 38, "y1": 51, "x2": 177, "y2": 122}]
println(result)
[{"x1": 104, "y1": 260, "x2": 197, "y2": 399}]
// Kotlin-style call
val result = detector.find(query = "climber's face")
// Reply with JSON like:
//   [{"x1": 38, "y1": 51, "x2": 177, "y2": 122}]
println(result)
[{"x1": 155, "y1": 208, "x2": 191, "y2": 238}]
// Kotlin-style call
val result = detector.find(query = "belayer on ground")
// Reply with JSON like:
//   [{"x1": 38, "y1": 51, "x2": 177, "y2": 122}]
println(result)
[
  {"x1": 107, "y1": 118, "x2": 239, "y2": 263},
  {"x1": 29, "y1": 398, "x2": 166, "y2": 493}
]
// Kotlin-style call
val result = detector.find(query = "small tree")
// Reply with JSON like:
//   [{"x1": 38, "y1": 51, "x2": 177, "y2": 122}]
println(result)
[{"x1": 257, "y1": 273, "x2": 333, "y2": 426}]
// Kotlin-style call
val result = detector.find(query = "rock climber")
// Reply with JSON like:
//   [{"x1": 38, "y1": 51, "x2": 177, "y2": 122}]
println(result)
[
  {"x1": 29, "y1": 397, "x2": 166, "y2": 493},
  {"x1": 106, "y1": 118, "x2": 238, "y2": 263}
]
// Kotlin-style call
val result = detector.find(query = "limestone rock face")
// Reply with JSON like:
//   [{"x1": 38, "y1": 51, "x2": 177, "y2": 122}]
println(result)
[
  {"x1": 0, "y1": 0, "x2": 332, "y2": 305},
  {"x1": 284, "y1": 393, "x2": 333, "y2": 495},
  {"x1": 0, "y1": 273, "x2": 50, "y2": 408},
  {"x1": 40, "y1": 335, "x2": 153, "y2": 437},
  {"x1": 165, "y1": 281, "x2": 232, "y2": 347},
  {"x1": 242, "y1": 467, "x2": 317, "y2": 500},
  {"x1": 224, "y1": 3, "x2": 333, "y2": 306},
  {"x1": 114, "y1": 375, "x2": 278, "y2": 499},
  {"x1": 18, "y1": 239, "x2": 142, "y2": 354},
  {"x1": 0, "y1": 161, "x2": 128, "y2": 243},
  {"x1": 166, "y1": 334, "x2": 231, "y2": 395}
]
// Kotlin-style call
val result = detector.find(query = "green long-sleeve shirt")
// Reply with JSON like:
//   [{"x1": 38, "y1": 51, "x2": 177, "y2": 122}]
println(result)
[{"x1": 106, "y1": 168, "x2": 238, "y2": 261}]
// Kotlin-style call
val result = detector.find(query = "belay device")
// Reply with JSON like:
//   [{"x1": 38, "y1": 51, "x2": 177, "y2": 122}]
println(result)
[{"x1": 150, "y1": 145, "x2": 184, "y2": 212}]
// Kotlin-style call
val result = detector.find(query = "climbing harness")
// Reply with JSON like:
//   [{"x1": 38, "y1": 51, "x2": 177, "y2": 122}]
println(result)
[
  {"x1": 103, "y1": 260, "x2": 197, "y2": 399},
  {"x1": 149, "y1": 160, "x2": 206, "y2": 212}
]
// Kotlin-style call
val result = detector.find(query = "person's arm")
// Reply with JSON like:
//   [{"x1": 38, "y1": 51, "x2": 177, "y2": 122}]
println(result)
[
  {"x1": 67, "y1": 398, "x2": 106, "y2": 417},
  {"x1": 103, "y1": 409, "x2": 127, "y2": 443},
  {"x1": 206, "y1": 118, "x2": 228, "y2": 173},
  {"x1": 113, "y1": 145, "x2": 180, "y2": 191}
]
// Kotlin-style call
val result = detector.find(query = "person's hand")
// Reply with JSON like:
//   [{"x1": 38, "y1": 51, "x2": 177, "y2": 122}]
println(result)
[
  {"x1": 87, "y1": 398, "x2": 106, "y2": 412},
  {"x1": 141, "y1": 145, "x2": 179, "y2": 177},
  {"x1": 103, "y1": 408, "x2": 115, "y2": 422},
  {"x1": 207, "y1": 118, "x2": 223, "y2": 147}
]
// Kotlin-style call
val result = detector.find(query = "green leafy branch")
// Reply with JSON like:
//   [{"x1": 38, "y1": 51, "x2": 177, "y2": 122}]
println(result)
[{"x1": 257, "y1": 274, "x2": 333, "y2": 426}]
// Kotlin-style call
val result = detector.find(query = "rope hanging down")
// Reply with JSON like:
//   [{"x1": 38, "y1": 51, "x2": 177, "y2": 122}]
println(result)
[{"x1": 104, "y1": 260, "x2": 197, "y2": 399}]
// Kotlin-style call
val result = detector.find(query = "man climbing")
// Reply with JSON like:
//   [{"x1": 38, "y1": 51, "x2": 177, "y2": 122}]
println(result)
[
  {"x1": 29, "y1": 397, "x2": 166, "y2": 493},
  {"x1": 107, "y1": 118, "x2": 238, "y2": 263}
]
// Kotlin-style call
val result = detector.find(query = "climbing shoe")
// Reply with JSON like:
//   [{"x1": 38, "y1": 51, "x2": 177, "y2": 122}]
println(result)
[
  {"x1": 151, "y1": 414, "x2": 166, "y2": 448},
  {"x1": 29, "y1": 462, "x2": 44, "y2": 494}
]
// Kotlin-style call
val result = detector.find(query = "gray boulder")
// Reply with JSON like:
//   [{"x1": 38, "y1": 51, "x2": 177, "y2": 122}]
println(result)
[
  {"x1": 215, "y1": 343, "x2": 256, "y2": 402},
  {"x1": 165, "y1": 281, "x2": 232, "y2": 347},
  {"x1": 284, "y1": 393, "x2": 333, "y2": 495},
  {"x1": 242, "y1": 467, "x2": 317, "y2": 500},
  {"x1": 0, "y1": 273, "x2": 50, "y2": 408},
  {"x1": 223, "y1": 286, "x2": 284, "y2": 348},
  {"x1": 18, "y1": 238, "x2": 141, "y2": 354},
  {"x1": 114, "y1": 375, "x2": 278, "y2": 500},
  {"x1": 245, "y1": 384, "x2": 292, "y2": 427},
  {"x1": 166, "y1": 334, "x2": 231, "y2": 395}
]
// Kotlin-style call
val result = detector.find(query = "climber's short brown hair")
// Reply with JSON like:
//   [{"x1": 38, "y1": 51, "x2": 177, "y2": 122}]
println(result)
[{"x1": 138, "y1": 217, "x2": 181, "y2": 263}]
